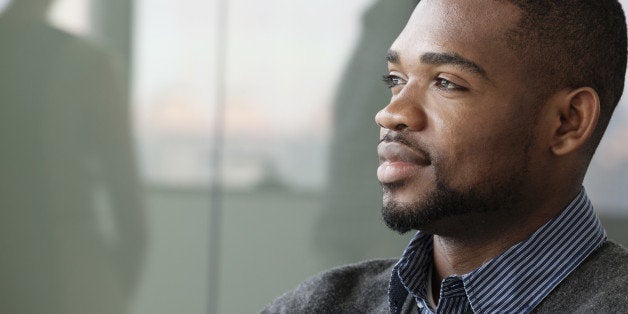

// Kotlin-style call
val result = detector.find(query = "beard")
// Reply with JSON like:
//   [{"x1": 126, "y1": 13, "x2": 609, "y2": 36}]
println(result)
[
  {"x1": 381, "y1": 151, "x2": 530, "y2": 235},
  {"x1": 378, "y1": 98, "x2": 538, "y2": 235}
]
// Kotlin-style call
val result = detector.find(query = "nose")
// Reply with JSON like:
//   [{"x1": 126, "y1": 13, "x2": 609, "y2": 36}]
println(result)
[{"x1": 374, "y1": 95, "x2": 426, "y2": 131}]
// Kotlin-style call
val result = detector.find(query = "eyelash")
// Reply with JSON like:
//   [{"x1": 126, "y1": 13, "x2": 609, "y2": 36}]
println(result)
[
  {"x1": 434, "y1": 78, "x2": 467, "y2": 91},
  {"x1": 382, "y1": 74, "x2": 468, "y2": 92},
  {"x1": 382, "y1": 74, "x2": 403, "y2": 88}
]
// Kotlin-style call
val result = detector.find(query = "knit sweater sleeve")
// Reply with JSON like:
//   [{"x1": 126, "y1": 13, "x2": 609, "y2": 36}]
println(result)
[{"x1": 261, "y1": 258, "x2": 397, "y2": 314}]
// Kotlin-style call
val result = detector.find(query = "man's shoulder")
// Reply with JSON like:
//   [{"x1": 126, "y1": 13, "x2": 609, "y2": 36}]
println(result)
[
  {"x1": 261, "y1": 258, "x2": 398, "y2": 314},
  {"x1": 535, "y1": 240, "x2": 628, "y2": 313}
]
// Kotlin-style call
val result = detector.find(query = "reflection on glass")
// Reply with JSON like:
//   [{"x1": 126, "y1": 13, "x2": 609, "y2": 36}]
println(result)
[{"x1": 0, "y1": 1, "x2": 145, "y2": 313}]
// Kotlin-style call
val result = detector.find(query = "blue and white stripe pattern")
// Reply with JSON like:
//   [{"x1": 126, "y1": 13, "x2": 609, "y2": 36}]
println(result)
[{"x1": 391, "y1": 188, "x2": 606, "y2": 314}]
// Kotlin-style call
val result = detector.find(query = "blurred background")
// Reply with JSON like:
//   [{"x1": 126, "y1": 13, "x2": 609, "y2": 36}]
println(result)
[{"x1": 0, "y1": 0, "x2": 626, "y2": 313}]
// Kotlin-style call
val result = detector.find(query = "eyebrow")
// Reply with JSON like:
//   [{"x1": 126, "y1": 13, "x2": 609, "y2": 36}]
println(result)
[
  {"x1": 385, "y1": 50, "x2": 399, "y2": 63},
  {"x1": 386, "y1": 49, "x2": 490, "y2": 81}
]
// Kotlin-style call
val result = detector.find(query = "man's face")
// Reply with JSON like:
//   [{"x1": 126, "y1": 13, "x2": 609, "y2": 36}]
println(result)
[{"x1": 375, "y1": 0, "x2": 542, "y2": 234}]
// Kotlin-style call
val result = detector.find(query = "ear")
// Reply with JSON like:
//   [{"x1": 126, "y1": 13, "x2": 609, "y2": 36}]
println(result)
[{"x1": 550, "y1": 87, "x2": 600, "y2": 156}]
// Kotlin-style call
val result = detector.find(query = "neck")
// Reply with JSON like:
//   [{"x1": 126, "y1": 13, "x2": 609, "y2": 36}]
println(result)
[
  {"x1": 432, "y1": 233, "x2": 518, "y2": 278},
  {"x1": 428, "y1": 184, "x2": 581, "y2": 305}
]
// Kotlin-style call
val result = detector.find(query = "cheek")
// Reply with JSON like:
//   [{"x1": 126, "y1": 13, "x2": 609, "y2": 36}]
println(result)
[{"x1": 434, "y1": 116, "x2": 528, "y2": 188}]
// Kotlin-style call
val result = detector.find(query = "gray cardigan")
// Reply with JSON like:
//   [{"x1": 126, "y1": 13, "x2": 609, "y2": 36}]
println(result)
[{"x1": 262, "y1": 241, "x2": 628, "y2": 313}]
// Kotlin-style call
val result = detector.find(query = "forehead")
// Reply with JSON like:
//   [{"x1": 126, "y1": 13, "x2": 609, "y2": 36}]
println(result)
[{"x1": 391, "y1": 0, "x2": 523, "y2": 80}]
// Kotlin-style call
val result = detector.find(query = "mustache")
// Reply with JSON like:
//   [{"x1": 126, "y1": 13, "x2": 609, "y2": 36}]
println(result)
[{"x1": 378, "y1": 132, "x2": 432, "y2": 162}]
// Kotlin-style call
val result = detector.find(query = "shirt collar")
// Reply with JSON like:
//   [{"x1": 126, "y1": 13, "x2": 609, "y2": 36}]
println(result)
[{"x1": 391, "y1": 188, "x2": 606, "y2": 313}]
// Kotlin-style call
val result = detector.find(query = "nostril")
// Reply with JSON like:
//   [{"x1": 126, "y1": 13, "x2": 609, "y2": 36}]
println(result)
[
  {"x1": 375, "y1": 110, "x2": 408, "y2": 130},
  {"x1": 394, "y1": 123, "x2": 407, "y2": 131}
]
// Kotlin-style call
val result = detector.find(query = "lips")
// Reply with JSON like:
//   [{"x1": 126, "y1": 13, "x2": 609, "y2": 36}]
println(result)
[{"x1": 377, "y1": 141, "x2": 430, "y2": 184}]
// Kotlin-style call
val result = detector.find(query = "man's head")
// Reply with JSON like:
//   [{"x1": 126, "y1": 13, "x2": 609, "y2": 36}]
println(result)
[
  {"x1": 504, "y1": 0, "x2": 627, "y2": 154},
  {"x1": 375, "y1": 0, "x2": 626, "y2": 235}
]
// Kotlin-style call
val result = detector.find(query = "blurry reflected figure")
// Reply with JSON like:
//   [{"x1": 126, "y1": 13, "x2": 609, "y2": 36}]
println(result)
[
  {"x1": 0, "y1": 1, "x2": 145, "y2": 313},
  {"x1": 316, "y1": 0, "x2": 419, "y2": 263}
]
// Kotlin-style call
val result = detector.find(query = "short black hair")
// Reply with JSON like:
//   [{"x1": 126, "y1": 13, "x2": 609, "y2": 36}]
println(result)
[{"x1": 503, "y1": 0, "x2": 627, "y2": 154}]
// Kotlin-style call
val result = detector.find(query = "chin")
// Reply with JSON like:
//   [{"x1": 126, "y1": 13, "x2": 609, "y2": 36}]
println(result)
[
  {"x1": 380, "y1": 178, "x2": 471, "y2": 234},
  {"x1": 381, "y1": 201, "x2": 430, "y2": 234},
  {"x1": 382, "y1": 180, "x2": 433, "y2": 202}
]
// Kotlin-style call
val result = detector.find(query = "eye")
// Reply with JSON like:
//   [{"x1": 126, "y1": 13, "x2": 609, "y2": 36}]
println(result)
[
  {"x1": 382, "y1": 74, "x2": 405, "y2": 89},
  {"x1": 435, "y1": 77, "x2": 467, "y2": 91}
]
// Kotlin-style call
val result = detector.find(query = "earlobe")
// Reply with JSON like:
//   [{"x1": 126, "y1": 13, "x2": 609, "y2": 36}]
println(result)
[{"x1": 550, "y1": 87, "x2": 600, "y2": 156}]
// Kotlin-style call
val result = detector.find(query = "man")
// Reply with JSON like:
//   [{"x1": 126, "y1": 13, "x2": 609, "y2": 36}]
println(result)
[{"x1": 263, "y1": 0, "x2": 628, "y2": 313}]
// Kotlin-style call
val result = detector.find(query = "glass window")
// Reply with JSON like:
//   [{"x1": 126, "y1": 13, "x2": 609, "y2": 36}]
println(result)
[{"x1": 1, "y1": 0, "x2": 627, "y2": 313}]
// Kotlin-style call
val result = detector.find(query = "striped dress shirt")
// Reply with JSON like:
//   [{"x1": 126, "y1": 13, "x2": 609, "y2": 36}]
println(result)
[{"x1": 389, "y1": 188, "x2": 606, "y2": 314}]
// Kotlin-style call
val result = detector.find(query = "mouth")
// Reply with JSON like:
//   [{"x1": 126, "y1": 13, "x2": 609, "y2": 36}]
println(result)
[{"x1": 377, "y1": 141, "x2": 430, "y2": 184}]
